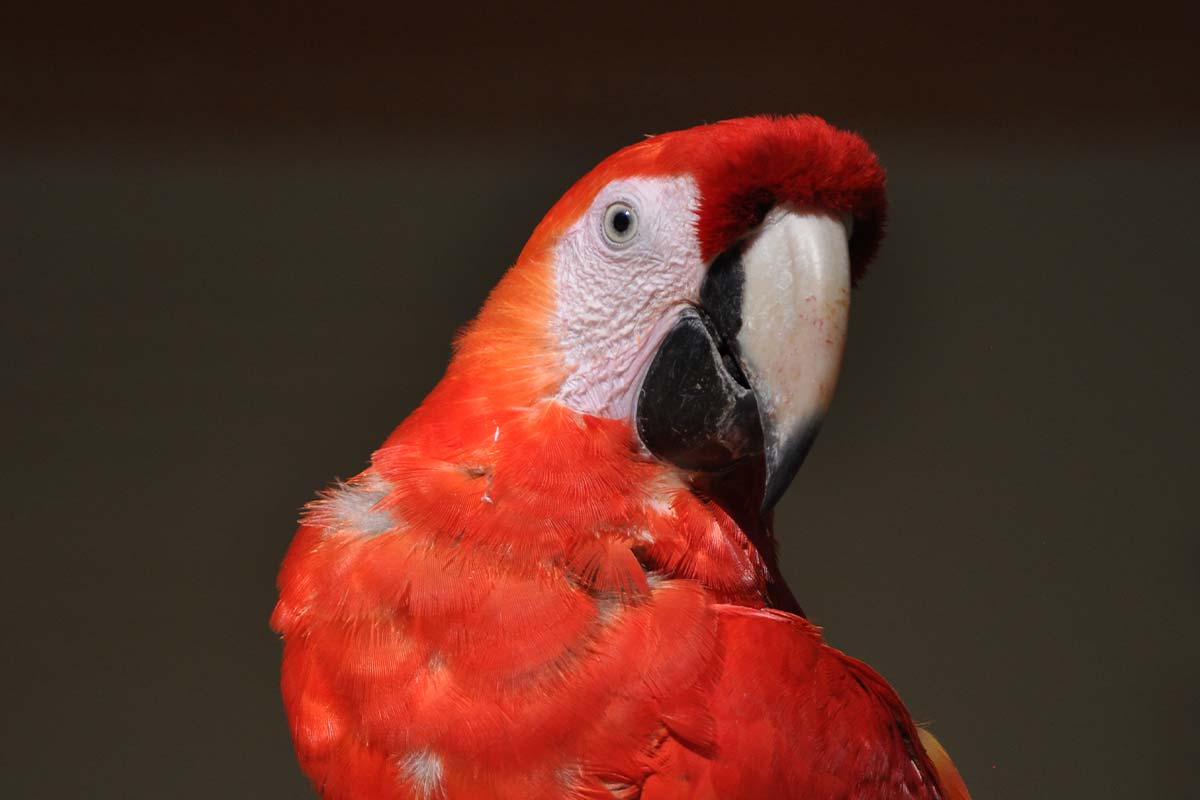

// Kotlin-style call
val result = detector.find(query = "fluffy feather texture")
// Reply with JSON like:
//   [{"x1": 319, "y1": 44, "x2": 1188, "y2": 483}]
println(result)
[{"x1": 273, "y1": 115, "x2": 965, "y2": 799}]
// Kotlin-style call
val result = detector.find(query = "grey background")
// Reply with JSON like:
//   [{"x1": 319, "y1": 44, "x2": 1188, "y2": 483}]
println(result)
[{"x1": 3, "y1": 2, "x2": 1197, "y2": 797}]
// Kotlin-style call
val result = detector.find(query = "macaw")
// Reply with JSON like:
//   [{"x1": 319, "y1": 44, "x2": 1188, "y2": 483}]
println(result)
[{"x1": 272, "y1": 115, "x2": 970, "y2": 800}]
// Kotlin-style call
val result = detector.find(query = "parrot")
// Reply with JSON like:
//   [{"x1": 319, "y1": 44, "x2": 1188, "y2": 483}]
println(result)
[{"x1": 272, "y1": 115, "x2": 971, "y2": 800}]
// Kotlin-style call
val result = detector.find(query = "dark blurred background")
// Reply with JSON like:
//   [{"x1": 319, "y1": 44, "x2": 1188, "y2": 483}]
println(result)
[{"x1": 3, "y1": 2, "x2": 1197, "y2": 797}]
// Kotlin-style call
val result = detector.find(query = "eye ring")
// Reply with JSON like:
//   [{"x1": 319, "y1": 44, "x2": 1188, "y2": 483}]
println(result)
[{"x1": 602, "y1": 202, "x2": 638, "y2": 246}]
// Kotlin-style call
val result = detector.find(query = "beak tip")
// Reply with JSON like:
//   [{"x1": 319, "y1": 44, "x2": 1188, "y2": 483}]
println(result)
[
  {"x1": 760, "y1": 487, "x2": 785, "y2": 516},
  {"x1": 759, "y1": 418, "x2": 822, "y2": 514}
]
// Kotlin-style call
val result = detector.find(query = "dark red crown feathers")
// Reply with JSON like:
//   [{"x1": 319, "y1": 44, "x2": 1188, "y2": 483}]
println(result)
[{"x1": 657, "y1": 115, "x2": 888, "y2": 283}]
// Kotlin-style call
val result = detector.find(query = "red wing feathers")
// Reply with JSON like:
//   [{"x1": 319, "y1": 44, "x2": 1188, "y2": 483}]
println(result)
[{"x1": 642, "y1": 606, "x2": 949, "y2": 800}]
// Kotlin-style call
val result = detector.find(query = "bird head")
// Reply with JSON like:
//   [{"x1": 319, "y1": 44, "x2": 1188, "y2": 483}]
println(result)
[{"x1": 453, "y1": 115, "x2": 886, "y2": 512}]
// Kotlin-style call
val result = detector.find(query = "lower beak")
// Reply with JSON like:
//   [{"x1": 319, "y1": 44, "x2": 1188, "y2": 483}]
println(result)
[{"x1": 634, "y1": 207, "x2": 851, "y2": 512}]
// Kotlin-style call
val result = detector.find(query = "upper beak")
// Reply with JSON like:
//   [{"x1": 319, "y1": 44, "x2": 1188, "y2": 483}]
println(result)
[
  {"x1": 633, "y1": 206, "x2": 851, "y2": 512},
  {"x1": 734, "y1": 207, "x2": 851, "y2": 510}
]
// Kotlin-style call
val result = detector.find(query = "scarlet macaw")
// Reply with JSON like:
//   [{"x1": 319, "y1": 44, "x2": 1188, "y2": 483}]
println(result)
[{"x1": 273, "y1": 115, "x2": 970, "y2": 799}]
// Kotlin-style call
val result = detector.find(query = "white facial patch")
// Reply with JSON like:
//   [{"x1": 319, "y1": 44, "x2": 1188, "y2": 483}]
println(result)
[{"x1": 552, "y1": 175, "x2": 705, "y2": 419}]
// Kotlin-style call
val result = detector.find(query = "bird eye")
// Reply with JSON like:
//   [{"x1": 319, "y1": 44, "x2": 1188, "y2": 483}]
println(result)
[{"x1": 602, "y1": 202, "x2": 638, "y2": 246}]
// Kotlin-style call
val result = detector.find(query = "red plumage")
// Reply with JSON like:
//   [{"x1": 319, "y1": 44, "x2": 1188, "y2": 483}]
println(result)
[{"x1": 273, "y1": 116, "x2": 967, "y2": 799}]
